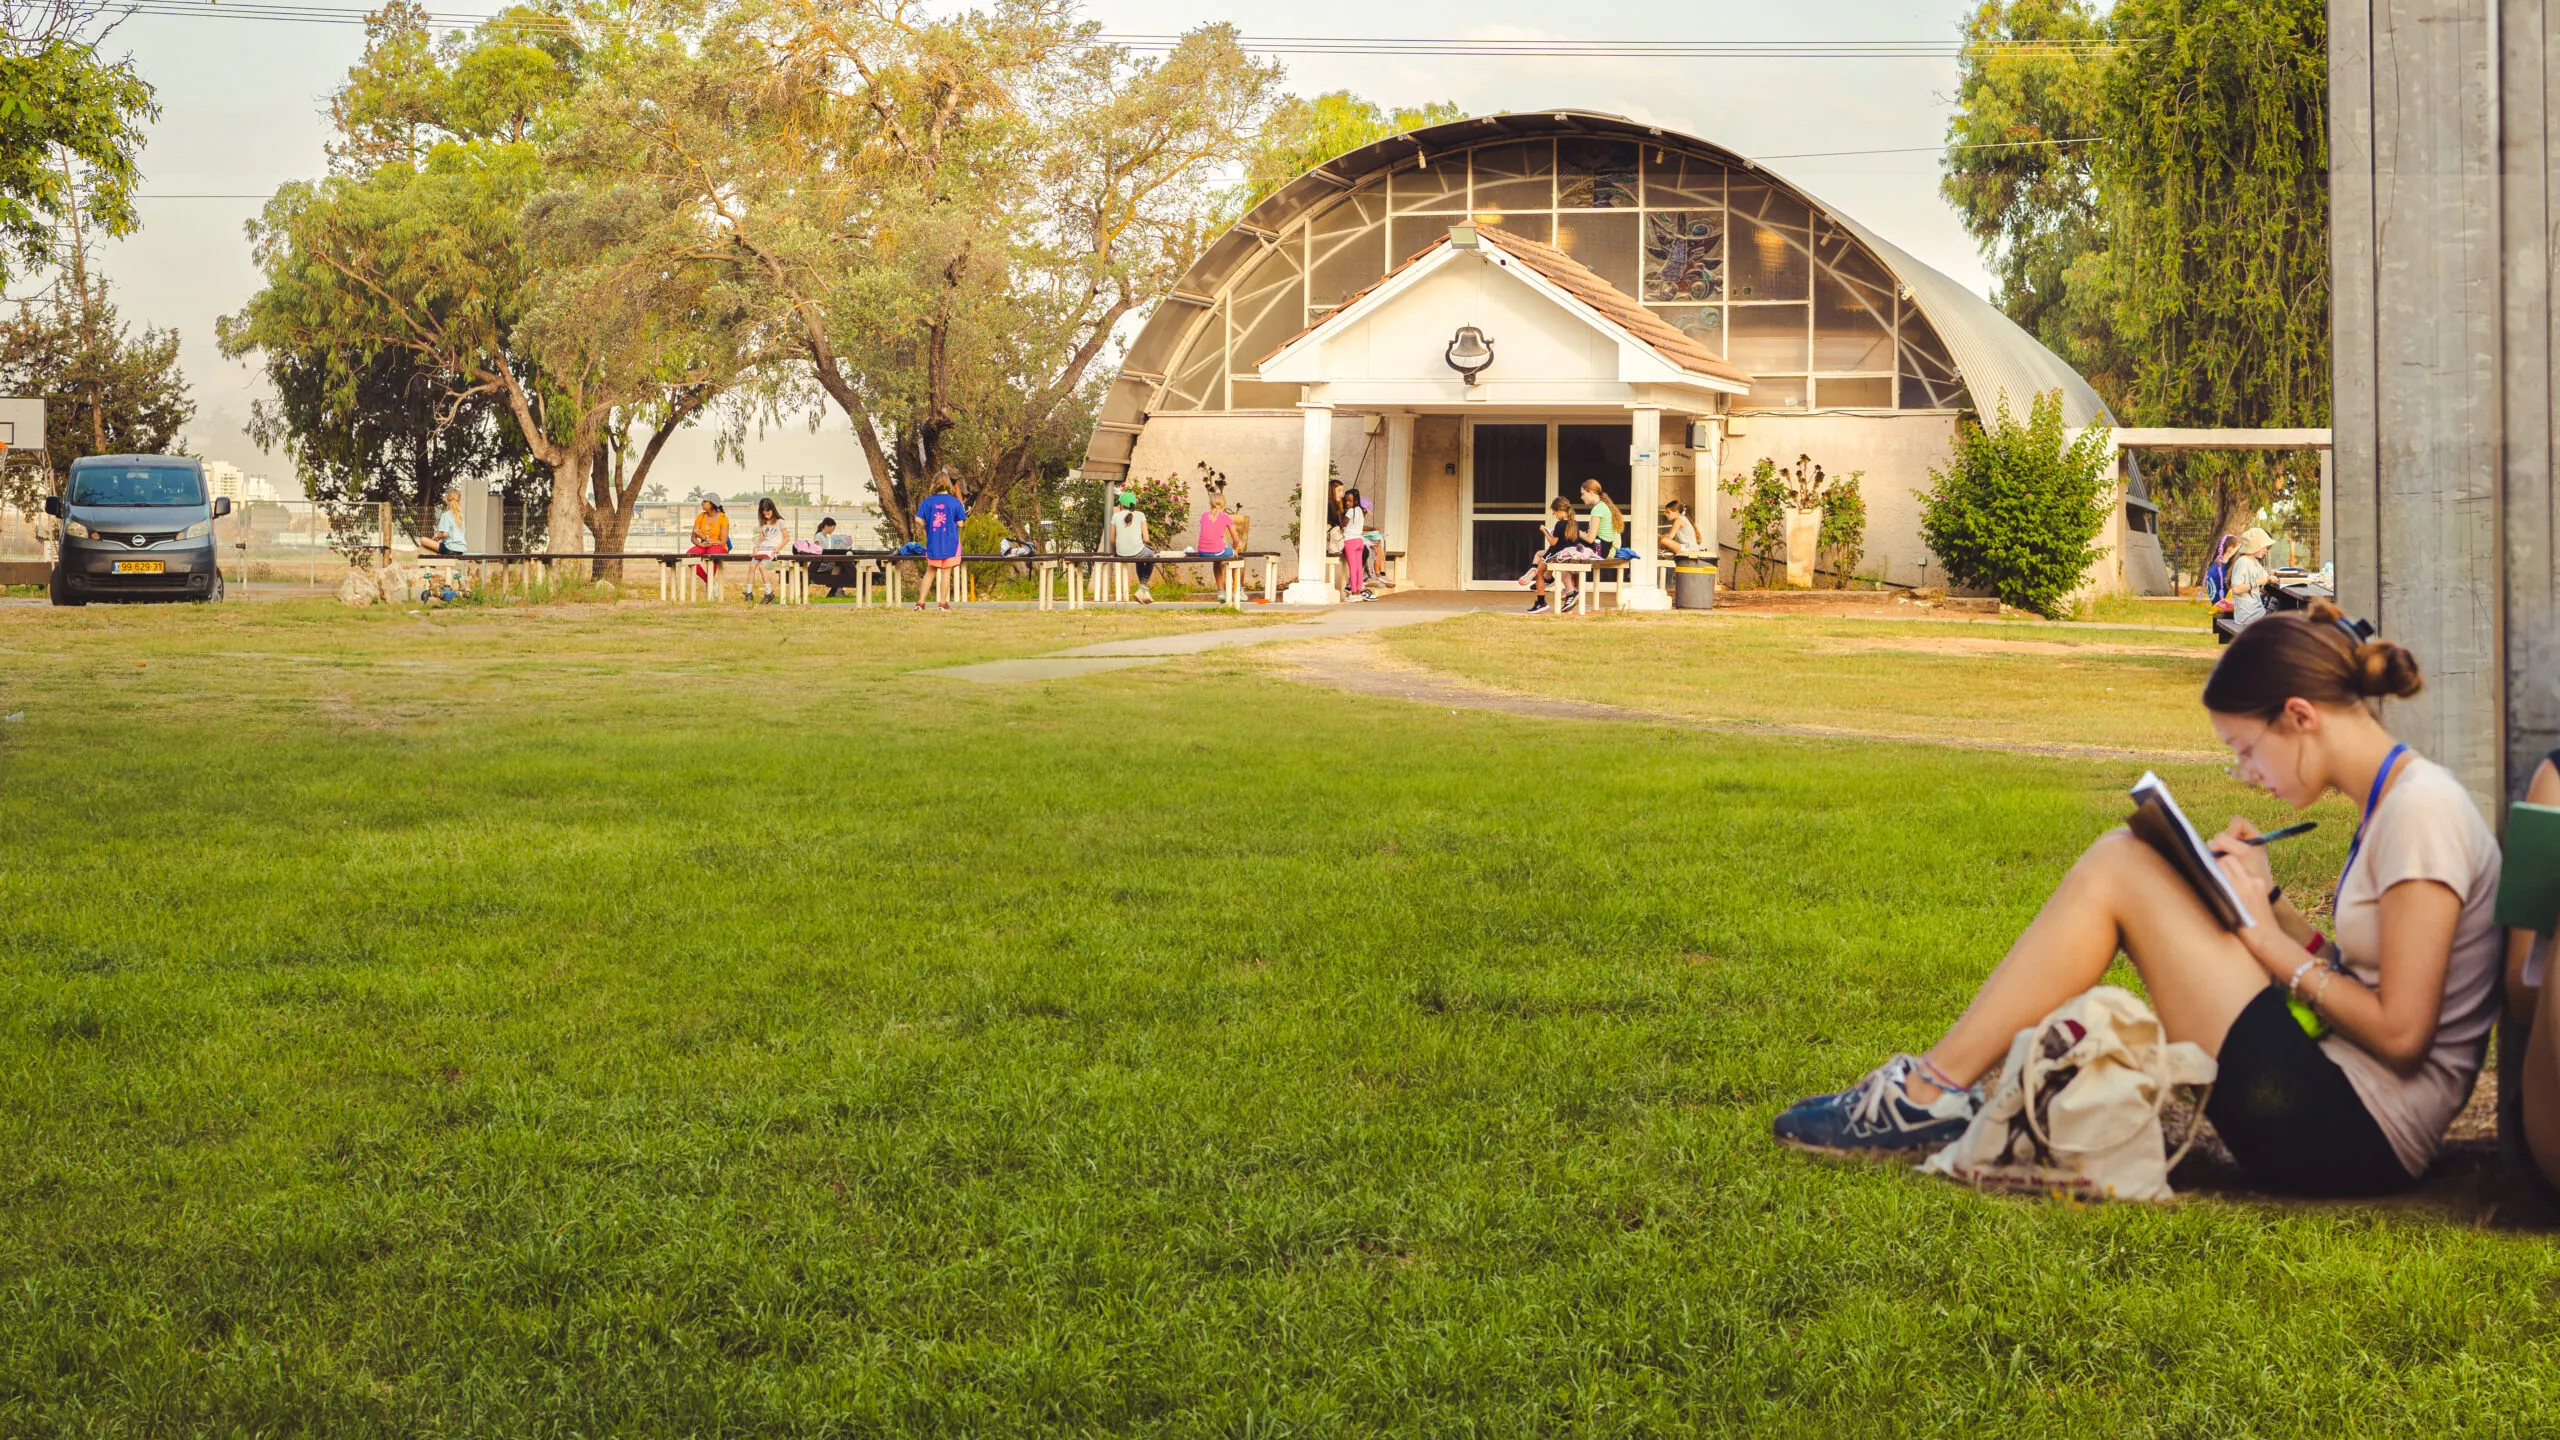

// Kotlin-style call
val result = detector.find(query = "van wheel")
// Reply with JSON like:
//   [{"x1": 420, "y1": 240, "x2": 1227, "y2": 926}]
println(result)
[
  {"x1": 49, "y1": 572, "x2": 84, "y2": 607},
  {"x1": 205, "y1": 575, "x2": 225, "y2": 604}
]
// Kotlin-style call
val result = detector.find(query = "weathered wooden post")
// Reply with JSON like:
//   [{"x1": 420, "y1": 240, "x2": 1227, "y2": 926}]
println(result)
[{"x1": 2332, "y1": 0, "x2": 2559, "y2": 807}]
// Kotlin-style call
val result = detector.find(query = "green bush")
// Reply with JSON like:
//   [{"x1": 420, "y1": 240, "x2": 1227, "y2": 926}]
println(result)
[
  {"x1": 1916, "y1": 389, "x2": 2114, "y2": 617},
  {"x1": 960, "y1": 510, "x2": 1008, "y2": 588},
  {"x1": 1717, "y1": 459, "x2": 1787, "y2": 588}
]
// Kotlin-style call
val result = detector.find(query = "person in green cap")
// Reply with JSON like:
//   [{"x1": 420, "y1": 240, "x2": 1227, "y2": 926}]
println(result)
[{"x1": 1108, "y1": 484, "x2": 1156, "y2": 603}]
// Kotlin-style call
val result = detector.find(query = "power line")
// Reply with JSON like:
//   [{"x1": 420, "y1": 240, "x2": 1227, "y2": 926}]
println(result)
[
  {"x1": 101, "y1": 2, "x2": 2121, "y2": 58},
  {"x1": 130, "y1": 136, "x2": 2110, "y2": 199}
]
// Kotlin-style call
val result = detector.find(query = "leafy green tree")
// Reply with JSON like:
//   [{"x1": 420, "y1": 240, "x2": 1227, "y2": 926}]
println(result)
[
  {"x1": 2100, "y1": 0, "x2": 2328, "y2": 562},
  {"x1": 243, "y1": 339, "x2": 537, "y2": 548},
  {"x1": 1917, "y1": 389, "x2": 2114, "y2": 617},
  {"x1": 224, "y1": 3, "x2": 737, "y2": 568},
  {"x1": 0, "y1": 0, "x2": 153, "y2": 285},
  {"x1": 1944, "y1": 0, "x2": 2328, "y2": 577},
  {"x1": 1940, "y1": 0, "x2": 2124, "y2": 404},
  {"x1": 1240, "y1": 92, "x2": 1466, "y2": 206},
  {"x1": 566, "y1": 0, "x2": 1282, "y2": 539},
  {"x1": 0, "y1": 160, "x2": 189, "y2": 514}
]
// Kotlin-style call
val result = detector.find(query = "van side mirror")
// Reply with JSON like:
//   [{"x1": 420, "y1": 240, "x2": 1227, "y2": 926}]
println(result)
[
  {"x1": 212, "y1": 496, "x2": 233, "y2": 518},
  {"x1": 41, "y1": 495, "x2": 63, "y2": 518}
]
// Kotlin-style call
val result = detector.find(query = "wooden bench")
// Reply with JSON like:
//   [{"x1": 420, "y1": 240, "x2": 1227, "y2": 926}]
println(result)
[{"x1": 1543, "y1": 557, "x2": 1638, "y2": 616}]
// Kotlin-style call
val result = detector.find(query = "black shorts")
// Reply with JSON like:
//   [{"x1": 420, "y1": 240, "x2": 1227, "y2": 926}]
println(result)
[{"x1": 2204, "y1": 985, "x2": 2415, "y2": 1197}]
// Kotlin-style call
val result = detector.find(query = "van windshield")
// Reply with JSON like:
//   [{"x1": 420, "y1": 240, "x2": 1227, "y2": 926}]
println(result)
[{"x1": 69, "y1": 465, "x2": 206, "y2": 507}]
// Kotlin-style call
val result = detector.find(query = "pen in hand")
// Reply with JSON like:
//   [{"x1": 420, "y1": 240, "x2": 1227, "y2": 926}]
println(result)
[{"x1": 2242, "y1": 821, "x2": 2319, "y2": 847}]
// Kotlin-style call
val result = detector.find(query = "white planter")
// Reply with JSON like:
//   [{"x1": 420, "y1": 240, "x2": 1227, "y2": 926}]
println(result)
[{"x1": 1783, "y1": 507, "x2": 1823, "y2": 588}]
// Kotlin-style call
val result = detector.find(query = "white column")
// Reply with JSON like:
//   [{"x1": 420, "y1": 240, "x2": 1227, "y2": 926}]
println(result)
[
  {"x1": 1620, "y1": 405, "x2": 1671, "y2": 610},
  {"x1": 1382, "y1": 412, "x2": 1415, "y2": 555},
  {"x1": 1284, "y1": 401, "x2": 1338, "y2": 604}
]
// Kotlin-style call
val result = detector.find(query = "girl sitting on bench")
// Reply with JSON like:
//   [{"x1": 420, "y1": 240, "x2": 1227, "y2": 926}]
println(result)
[
  {"x1": 1775, "y1": 601, "x2": 2504, "y2": 1198},
  {"x1": 1520, "y1": 496, "x2": 1594, "y2": 613}
]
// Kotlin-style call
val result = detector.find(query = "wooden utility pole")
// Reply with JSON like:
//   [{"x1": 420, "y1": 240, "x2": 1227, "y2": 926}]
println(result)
[{"x1": 2331, "y1": 0, "x2": 2558, "y2": 807}]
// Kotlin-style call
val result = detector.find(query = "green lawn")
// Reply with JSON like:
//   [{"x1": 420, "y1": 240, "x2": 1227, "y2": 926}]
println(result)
[
  {"x1": 1, "y1": 600, "x2": 2553, "y2": 1436},
  {"x1": 1380, "y1": 611, "x2": 2226, "y2": 757}
]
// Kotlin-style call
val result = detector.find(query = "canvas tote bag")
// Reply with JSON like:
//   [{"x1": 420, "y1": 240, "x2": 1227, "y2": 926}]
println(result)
[{"x1": 1920, "y1": 985, "x2": 2217, "y2": 1203}]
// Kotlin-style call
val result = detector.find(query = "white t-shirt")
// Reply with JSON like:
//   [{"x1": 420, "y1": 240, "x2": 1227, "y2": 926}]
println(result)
[
  {"x1": 1109, "y1": 509, "x2": 1149, "y2": 557},
  {"x1": 2319, "y1": 755, "x2": 2504, "y2": 1175}
]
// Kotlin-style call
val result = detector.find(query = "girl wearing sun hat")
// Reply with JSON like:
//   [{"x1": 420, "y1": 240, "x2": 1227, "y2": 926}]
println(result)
[{"x1": 2230, "y1": 526, "x2": 2278, "y2": 629}]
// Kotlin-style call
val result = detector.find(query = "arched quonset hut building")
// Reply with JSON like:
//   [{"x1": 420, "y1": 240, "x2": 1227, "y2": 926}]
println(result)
[{"x1": 1078, "y1": 110, "x2": 2170, "y2": 604}]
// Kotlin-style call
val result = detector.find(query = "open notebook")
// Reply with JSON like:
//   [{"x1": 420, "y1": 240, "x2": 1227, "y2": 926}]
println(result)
[{"x1": 2126, "y1": 771, "x2": 2256, "y2": 931}]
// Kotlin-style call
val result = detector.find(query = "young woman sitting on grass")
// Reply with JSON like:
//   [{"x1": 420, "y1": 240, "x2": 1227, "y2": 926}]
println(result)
[{"x1": 1775, "y1": 602, "x2": 2504, "y2": 1197}]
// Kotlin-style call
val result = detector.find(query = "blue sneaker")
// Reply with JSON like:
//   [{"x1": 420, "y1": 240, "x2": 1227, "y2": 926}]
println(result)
[{"x1": 1772, "y1": 1054, "x2": 1976, "y2": 1159}]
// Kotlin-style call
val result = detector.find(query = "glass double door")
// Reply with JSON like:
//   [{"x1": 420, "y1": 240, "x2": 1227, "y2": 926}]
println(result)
[{"x1": 1464, "y1": 421, "x2": 1633, "y2": 586}]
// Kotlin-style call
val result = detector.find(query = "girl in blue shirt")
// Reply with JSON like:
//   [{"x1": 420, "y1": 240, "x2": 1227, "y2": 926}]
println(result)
[{"x1": 916, "y1": 477, "x2": 967, "y2": 611}]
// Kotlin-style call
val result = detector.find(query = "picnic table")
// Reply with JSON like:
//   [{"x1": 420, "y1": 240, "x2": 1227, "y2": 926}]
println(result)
[{"x1": 1540, "y1": 556, "x2": 1675, "y2": 617}]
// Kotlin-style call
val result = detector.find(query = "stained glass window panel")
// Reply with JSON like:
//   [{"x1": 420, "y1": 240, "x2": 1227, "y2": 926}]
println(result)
[
  {"x1": 1650, "y1": 305, "x2": 1725, "y2": 358},
  {"x1": 1558, "y1": 139, "x2": 1639, "y2": 208},
  {"x1": 1307, "y1": 191, "x2": 1390, "y2": 314},
  {"x1": 1729, "y1": 219, "x2": 1810, "y2": 300},
  {"x1": 1813, "y1": 270, "x2": 1894, "y2": 371},
  {"x1": 1644, "y1": 212, "x2": 1724, "y2": 301},
  {"x1": 1643, "y1": 150, "x2": 1725, "y2": 208},
  {"x1": 1391, "y1": 158, "x2": 1468, "y2": 213},
  {"x1": 1555, "y1": 211, "x2": 1641, "y2": 293},
  {"x1": 1730, "y1": 303, "x2": 1809, "y2": 372},
  {"x1": 1471, "y1": 140, "x2": 1553, "y2": 212}
]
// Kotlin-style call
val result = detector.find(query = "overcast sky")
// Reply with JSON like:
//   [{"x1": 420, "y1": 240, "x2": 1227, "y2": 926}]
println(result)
[{"x1": 70, "y1": 0, "x2": 1994, "y2": 497}]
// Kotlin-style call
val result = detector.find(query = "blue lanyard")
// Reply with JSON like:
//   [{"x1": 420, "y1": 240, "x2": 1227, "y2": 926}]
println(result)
[{"x1": 2338, "y1": 742, "x2": 2410, "y2": 898}]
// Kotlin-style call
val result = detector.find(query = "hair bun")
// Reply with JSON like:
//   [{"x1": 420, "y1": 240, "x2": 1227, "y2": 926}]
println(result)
[
  {"x1": 2354, "y1": 639, "x2": 2425, "y2": 699},
  {"x1": 2305, "y1": 597, "x2": 2347, "y2": 626}
]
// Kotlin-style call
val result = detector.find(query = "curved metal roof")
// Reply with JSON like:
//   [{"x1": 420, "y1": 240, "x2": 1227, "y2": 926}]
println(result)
[{"x1": 1080, "y1": 109, "x2": 2112, "y2": 480}]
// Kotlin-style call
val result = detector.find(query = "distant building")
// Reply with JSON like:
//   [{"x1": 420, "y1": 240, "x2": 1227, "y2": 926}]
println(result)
[
  {"x1": 202, "y1": 461, "x2": 280, "y2": 504},
  {"x1": 1079, "y1": 110, "x2": 2166, "y2": 602}
]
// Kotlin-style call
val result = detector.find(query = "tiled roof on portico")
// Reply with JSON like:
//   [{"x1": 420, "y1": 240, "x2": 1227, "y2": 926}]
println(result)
[{"x1": 1255, "y1": 223, "x2": 1755, "y2": 391}]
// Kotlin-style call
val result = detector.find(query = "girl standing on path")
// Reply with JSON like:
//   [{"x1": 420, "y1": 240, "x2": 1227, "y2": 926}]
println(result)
[
  {"x1": 747, "y1": 498, "x2": 790, "y2": 604},
  {"x1": 1774, "y1": 602, "x2": 2503, "y2": 1199},
  {"x1": 1338, "y1": 488, "x2": 1370, "y2": 600},
  {"x1": 916, "y1": 477, "x2": 966, "y2": 611}
]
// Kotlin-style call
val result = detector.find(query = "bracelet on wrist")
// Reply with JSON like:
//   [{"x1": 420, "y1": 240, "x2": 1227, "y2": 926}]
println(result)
[{"x1": 2286, "y1": 958, "x2": 2320, "y2": 998}]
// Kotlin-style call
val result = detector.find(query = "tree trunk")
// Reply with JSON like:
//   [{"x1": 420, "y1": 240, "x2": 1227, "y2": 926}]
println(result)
[{"x1": 543, "y1": 451, "x2": 591, "y2": 564}]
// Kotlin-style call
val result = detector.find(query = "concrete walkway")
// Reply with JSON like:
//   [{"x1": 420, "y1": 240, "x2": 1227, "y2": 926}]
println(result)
[{"x1": 923, "y1": 603, "x2": 1471, "y2": 683}]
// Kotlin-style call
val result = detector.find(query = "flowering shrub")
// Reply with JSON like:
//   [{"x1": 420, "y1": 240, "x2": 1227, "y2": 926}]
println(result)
[{"x1": 1125, "y1": 474, "x2": 1191, "y2": 547}]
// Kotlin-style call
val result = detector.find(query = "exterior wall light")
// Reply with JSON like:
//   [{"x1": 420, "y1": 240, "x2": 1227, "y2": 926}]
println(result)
[{"x1": 1445, "y1": 325, "x2": 1495, "y2": 385}]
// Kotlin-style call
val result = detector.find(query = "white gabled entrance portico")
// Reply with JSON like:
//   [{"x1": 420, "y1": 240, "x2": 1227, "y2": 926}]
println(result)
[{"x1": 1257, "y1": 225, "x2": 1753, "y2": 605}]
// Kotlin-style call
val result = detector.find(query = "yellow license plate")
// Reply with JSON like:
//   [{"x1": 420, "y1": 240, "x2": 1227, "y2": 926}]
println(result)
[{"x1": 112, "y1": 560, "x2": 165, "y2": 574}]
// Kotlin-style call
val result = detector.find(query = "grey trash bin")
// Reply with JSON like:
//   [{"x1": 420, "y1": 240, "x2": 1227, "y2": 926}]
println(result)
[{"x1": 1673, "y1": 560, "x2": 1716, "y2": 610}]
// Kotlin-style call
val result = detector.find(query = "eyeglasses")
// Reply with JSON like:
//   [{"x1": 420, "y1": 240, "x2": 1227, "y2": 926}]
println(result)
[{"x1": 2225, "y1": 719, "x2": 2282, "y2": 781}]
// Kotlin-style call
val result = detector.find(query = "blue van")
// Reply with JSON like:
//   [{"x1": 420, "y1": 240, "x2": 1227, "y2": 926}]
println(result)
[{"x1": 42, "y1": 455, "x2": 231, "y2": 606}]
